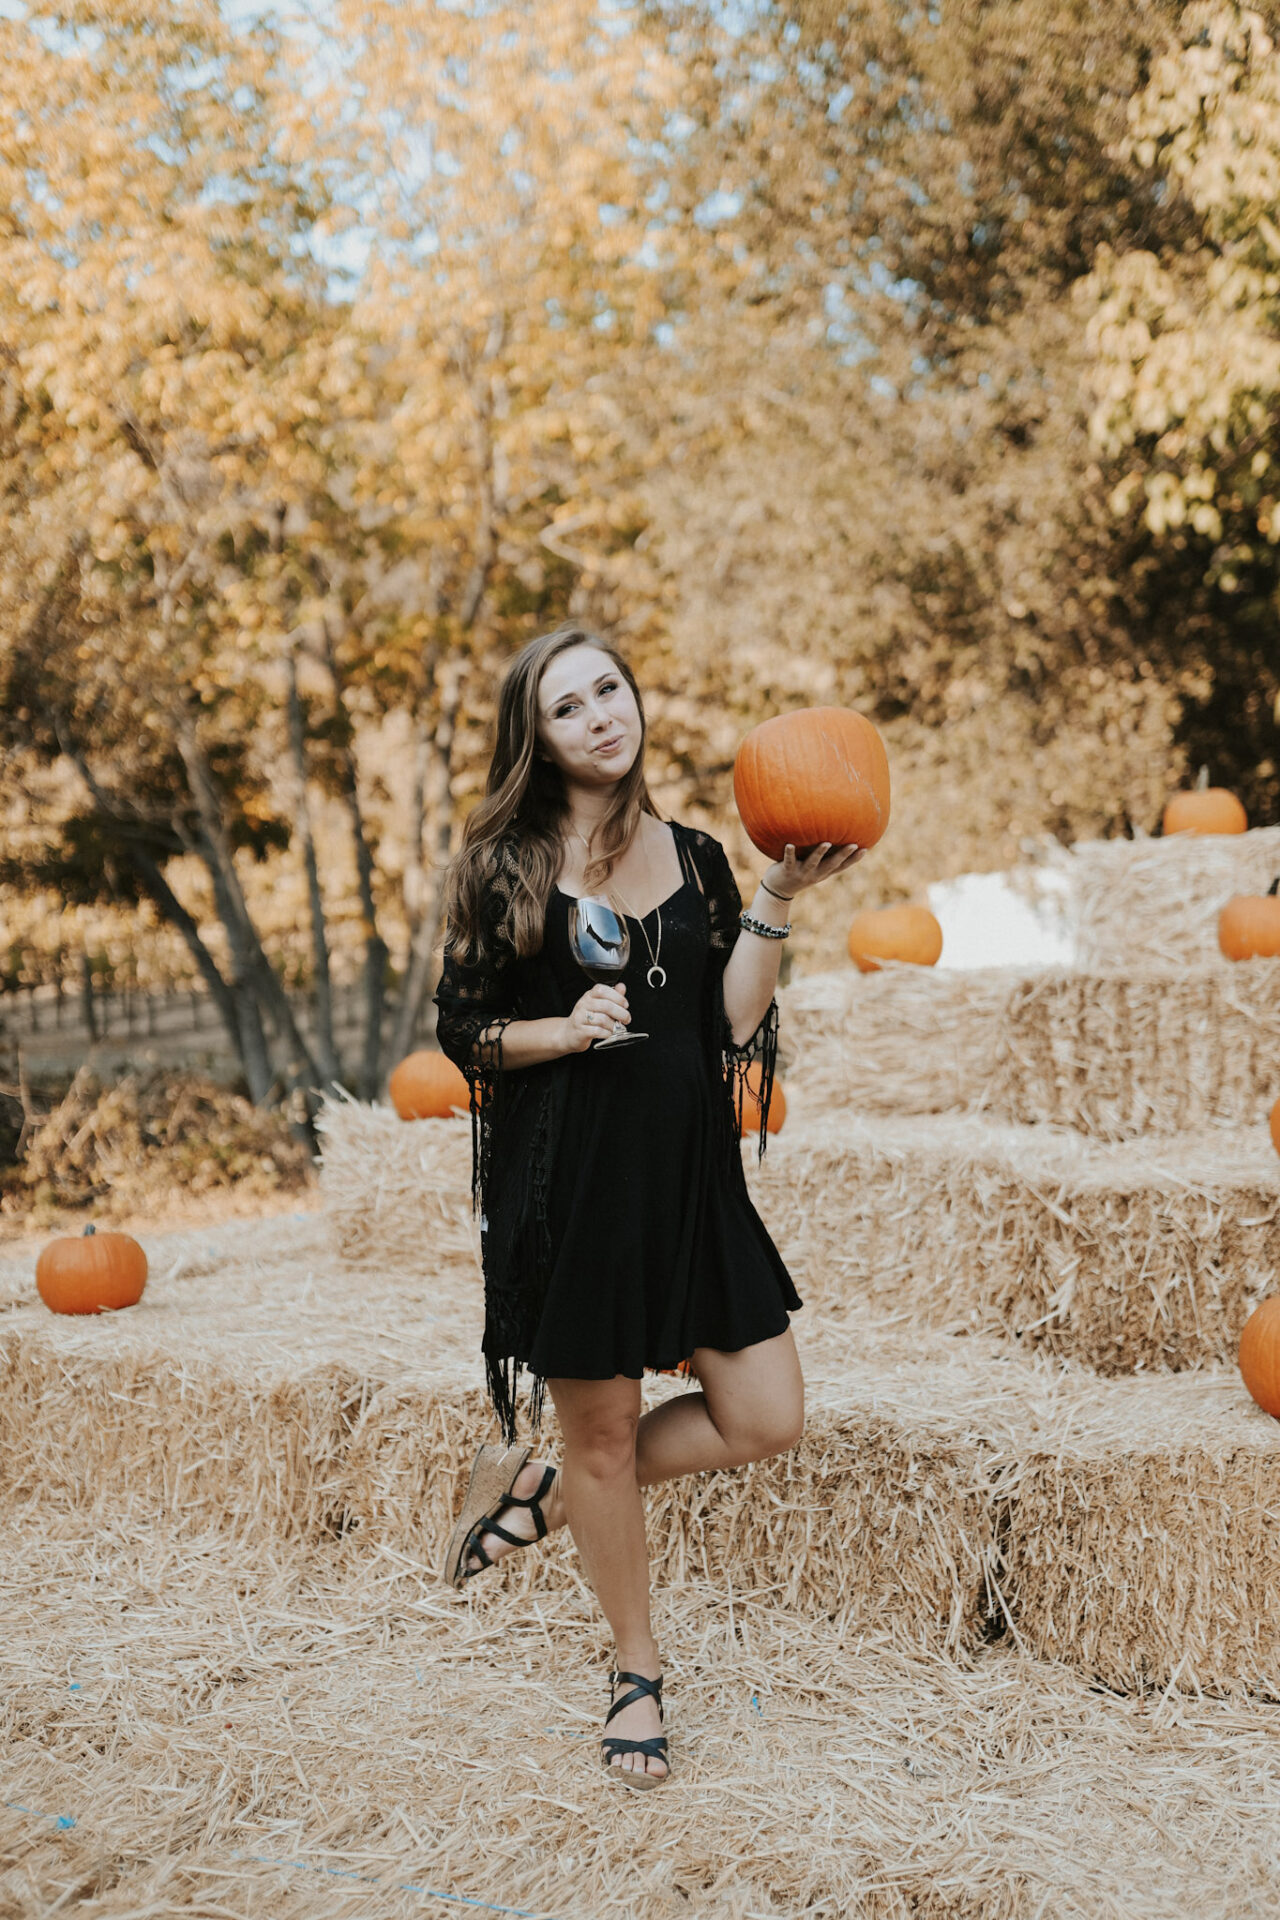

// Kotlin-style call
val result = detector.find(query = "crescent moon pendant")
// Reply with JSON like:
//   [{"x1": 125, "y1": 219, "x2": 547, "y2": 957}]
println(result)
[{"x1": 647, "y1": 964, "x2": 667, "y2": 989}]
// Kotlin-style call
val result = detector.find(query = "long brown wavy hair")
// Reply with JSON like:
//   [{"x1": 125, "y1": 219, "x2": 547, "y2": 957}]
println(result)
[{"x1": 441, "y1": 623, "x2": 664, "y2": 966}]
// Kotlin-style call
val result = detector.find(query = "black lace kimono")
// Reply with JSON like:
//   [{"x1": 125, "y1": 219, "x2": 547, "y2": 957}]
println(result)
[{"x1": 433, "y1": 819, "x2": 799, "y2": 1441}]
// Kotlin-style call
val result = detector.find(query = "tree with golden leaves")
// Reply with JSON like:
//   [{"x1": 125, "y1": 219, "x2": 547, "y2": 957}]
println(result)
[{"x1": 0, "y1": 0, "x2": 703, "y2": 1114}]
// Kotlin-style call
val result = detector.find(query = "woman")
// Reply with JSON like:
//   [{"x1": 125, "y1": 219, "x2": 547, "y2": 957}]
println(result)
[{"x1": 433, "y1": 621, "x2": 860, "y2": 1788}]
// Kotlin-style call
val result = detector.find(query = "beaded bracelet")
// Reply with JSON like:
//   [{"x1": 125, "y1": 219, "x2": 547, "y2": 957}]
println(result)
[{"x1": 739, "y1": 910, "x2": 791, "y2": 940}]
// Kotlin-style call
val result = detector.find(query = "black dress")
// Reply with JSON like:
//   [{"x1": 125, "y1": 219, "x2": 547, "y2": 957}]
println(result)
[
  {"x1": 527, "y1": 834, "x2": 801, "y2": 1381},
  {"x1": 434, "y1": 818, "x2": 800, "y2": 1438}
]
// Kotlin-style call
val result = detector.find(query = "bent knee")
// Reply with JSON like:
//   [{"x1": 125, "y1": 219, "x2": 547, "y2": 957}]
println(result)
[
  {"x1": 763, "y1": 1406, "x2": 805, "y2": 1457},
  {"x1": 728, "y1": 1402, "x2": 804, "y2": 1463}
]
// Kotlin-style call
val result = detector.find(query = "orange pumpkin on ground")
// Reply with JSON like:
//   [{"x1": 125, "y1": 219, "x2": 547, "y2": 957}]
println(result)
[
  {"x1": 1162, "y1": 789, "x2": 1248, "y2": 836},
  {"x1": 847, "y1": 905, "x2": 943, "y2": 974},
  {"x1": 388, "y1": 1050, "x2": 471, "y2": 1119},
  {"x1": 733, "y1": 707, "x2": 890, "y2": 863},
  {"x1": 738, "y1": 1060, "x2": 786, "y2": 1137},
  {"x1": 1270, "y1": 1096, "x2": 1280, "y2": 1160},
  {"x1": 36, "y1": 1225, "x2": 147, "y2": 1316},
  {"x1": 1239, "y1": 1296, "x2": 1280, "y2": 1418},
  {"x1": 1218, "y1": 881, "x2": 1280, "y2": 961}
]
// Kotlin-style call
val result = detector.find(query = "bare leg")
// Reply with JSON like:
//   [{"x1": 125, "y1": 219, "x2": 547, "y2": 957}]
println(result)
[
  {"x1": 466, "y1": 1326, "x2": 804, "y2": 1568},
  {"x1": 545, "y1": 1373, "x2": 666, "y2": 1779},
  {"x1": 634, "y1": 1326, "x2": 804, "y2": 1485},
  {"x1": 463, "y1": 1333, "x2": 804, "y2": 1780}
]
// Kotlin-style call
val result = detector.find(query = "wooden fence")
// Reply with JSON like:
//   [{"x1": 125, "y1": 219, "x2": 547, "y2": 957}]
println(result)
[{"x1": 0, "y1": 978, "x2": 436, "y2": 1089}]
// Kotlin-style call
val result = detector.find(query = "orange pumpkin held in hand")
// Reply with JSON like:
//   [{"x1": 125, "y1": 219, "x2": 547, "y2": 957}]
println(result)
[
  {"x1": 738, "y1": 1060, "x2": 786, "y2": 1137},
  {"x1": 733, "y1": 707, "x2": 890, "y2": 862},
  {"x1": 1162, "y1": 789, "x2": 1247, "y2": 836},
  {"x1": 1239, "y1": 1296, "x2": 1280, "y2": 1418},
  {"x1": 847, "y1": 905, "x2": 943, "y2": 973},
  {"x1": 388, "y1": 1050, "x2": 472, "y2": 1119},
  {"x1": 1218, "y1": 881, "x2": 1280, "y2": 962},
  {"x1": 36, "y1": 1225, "x2": 147, "y2": 1316}
]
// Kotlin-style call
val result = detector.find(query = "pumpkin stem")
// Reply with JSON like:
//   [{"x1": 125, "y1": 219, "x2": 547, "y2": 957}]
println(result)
[
  {"x1": 84, "y1": 1223, "x2": 96, "y2": 1236},
  {"x1": 1270, "y1": 878, "x2": 1280, "y2": 897}
]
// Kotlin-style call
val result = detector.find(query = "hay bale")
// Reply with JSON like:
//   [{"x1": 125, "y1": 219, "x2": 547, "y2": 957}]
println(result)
[
  {"x1": 750, "y1": 1115, "x2": 1280, "y2": 1374},
  {"x1": 0, "y1": 1214, "x2": 1038, "y2": 1659},
  {"x1": 1005, "y1": 1368, "x2": 1280, "y2": 1698},
  {"x1": 779, "y1": 963, "x2": 1280, "y2": 1139},
  {"x1": 778, "y1": 964, "x2": 1012, "y2": 1116},
  {"x1": 644, "y1": 1358, "x2": 1020, "y2": 1658},
  {"x1": 0, "y1": 1312, "x2": 1018, "y2": 1658},
  {"x1": 1052, "y1": 824, "x2": 1280, "y2": 971},
  {"x1": 988, "y1": 964, "x2": 1280, "y2": 1138},
  {"x1": 315, "y1": 1096, "x2": 478, "y2": 1269}
]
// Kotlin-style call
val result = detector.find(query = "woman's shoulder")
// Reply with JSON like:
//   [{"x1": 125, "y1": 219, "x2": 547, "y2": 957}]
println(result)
[
  {"x1": 669, "y1": 818, "x2": 729, "y2": 865},
  {"x1": 669, "y1": 817, "x2": 716, "y2": 848}
]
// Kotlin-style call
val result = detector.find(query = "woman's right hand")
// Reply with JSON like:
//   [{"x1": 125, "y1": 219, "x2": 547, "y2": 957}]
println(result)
[{"x1": 560, "y1": 983, "x2": 629, "y2": 1053}]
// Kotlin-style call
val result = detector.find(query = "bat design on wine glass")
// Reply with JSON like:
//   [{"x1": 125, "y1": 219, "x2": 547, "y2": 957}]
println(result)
[{"x1": 569, "y1": 895, "x2": 648, "y2": 1048}]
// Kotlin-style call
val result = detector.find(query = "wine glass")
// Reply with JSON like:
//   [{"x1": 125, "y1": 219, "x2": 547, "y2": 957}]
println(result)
[{"x1": 569, "y1": 895, "x2": 648, "y2": 1048}]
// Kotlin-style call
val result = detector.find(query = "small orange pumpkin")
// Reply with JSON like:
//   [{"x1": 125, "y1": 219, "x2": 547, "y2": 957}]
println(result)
[
  {"x1": 36, "y1": 1224, "x2": 147, "y2": 1316},
  {"x1": 1218, "y1": 880, "x2": 1280, "y2": 962},
  {"x1": 1162, "y1": 789, "x2": 1248, "y2": 836},
  {"x1": 1239, "y1": 1296, "x2": 1280, "y2": 1418},
  {"x1": 1269, "y1": 1095, "x2": 1280, "y2": 1160},
  {"x1": 847, "y1": 905, "x2": 943, "y2": 973},
  {"x1": 388, "y1": 1050, "x2": 472, "y2": 1119},
  {"x1": 738, "y1": 1060, "x2": 786, "y2": 1137},
  {"x1": 733, "y1": 707, "x2": 890, "y2": 863}
]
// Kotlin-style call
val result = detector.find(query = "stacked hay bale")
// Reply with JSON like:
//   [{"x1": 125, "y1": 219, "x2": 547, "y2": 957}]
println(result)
[
  {"x1": 782, "y1": 957, "x2": 1280, "y2": 1135},
  {"x1": 756, "y1": 1115, "x2": 1280, "y2": 1373},
  {"x1": 765, "y1": 821, "x2": 1280, "y2": 1696},
  {"x1": 1050, "y1": 822, "x2": 1280, "y2": 970}
]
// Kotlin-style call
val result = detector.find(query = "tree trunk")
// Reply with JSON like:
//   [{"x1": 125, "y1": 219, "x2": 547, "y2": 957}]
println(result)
[
  {"x1": 125, "y1": 843, "x2": 242, "y2": 1056},
  {"x1": 286, "y1": 647, "x2": 342, "y2": 1089},
  {"x1": 383, "y1": 339, "x2": 504, "y2": 1073},
  {"x1": 386, "y1": 653, "x2": 464, "y2": 1065},
  {"x1": 61, "y1": 738, "x2": 249, "y2": 1076},
  {"x1": 198, "y1": 830, "x2": 277, "y2": 1104},
  {"x1": 79, "y1": 951, "x2": 98, "y2": 1043},
  {"x1": 401, "y1": 682, "x2": 434, "y2": 941},
  {"x1": 322, "y1": 627, "x2": 389, "y2": 1101},
  {"x1": 173, "y1": 712, "x2": 324, "y2": 1098}
]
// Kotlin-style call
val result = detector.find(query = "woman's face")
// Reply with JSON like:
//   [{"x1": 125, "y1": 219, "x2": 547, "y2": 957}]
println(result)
[{"x1": 535, "y1": 643, "x2": 641, "y2": 787}]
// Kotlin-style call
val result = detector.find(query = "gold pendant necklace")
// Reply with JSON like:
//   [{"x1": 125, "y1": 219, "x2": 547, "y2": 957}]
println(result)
[{"x1": 571, "y1": 821, "x2": 667, "y2": 988}]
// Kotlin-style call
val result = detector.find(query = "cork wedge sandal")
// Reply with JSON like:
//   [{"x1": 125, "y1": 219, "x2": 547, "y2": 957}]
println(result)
[{"x1": 442, "y1": 1442, "x2": 556, "y2": 1590}]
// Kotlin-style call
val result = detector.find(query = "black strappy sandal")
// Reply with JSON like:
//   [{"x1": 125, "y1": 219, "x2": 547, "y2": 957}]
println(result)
[
  {"x1": 443, "y1": 1443, "x2": 558, "y2": 1589},
  {"x1": 601, "y1": 1670, "x2": 669, "y2": 1790}
]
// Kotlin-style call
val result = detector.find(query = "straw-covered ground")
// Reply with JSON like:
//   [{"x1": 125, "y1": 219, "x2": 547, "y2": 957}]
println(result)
[
  {"x1": 1051, "y1": 824, "x2": 1280, "y2": 971},
  {"x1": 780, "y1": 961, "x2": 1280, "y2": 1139},
  {"x1": 753, "y1": 1113, "x2": 1280, "y2": 1373},
  {"x1": 6, "y1": 1508, "x2": 1280, "y2": 1920}
]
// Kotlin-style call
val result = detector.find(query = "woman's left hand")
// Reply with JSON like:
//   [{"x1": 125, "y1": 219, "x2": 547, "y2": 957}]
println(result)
[{"x1": 763, "y1": 841, "x2": 864, "y2": 900}]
